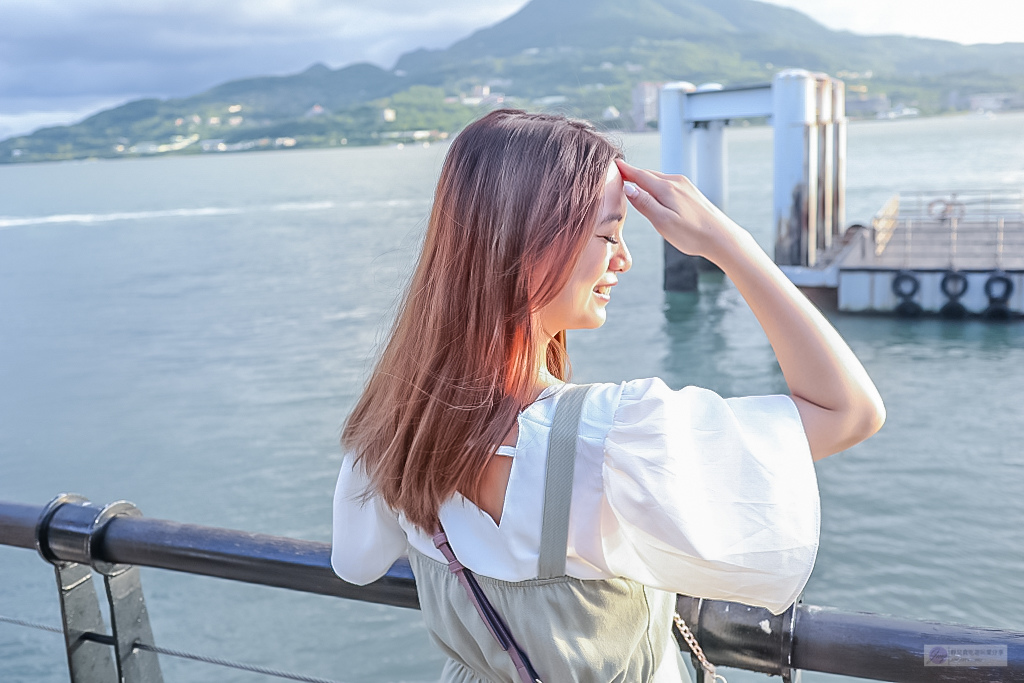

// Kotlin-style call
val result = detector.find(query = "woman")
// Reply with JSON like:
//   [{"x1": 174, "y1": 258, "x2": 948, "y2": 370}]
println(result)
[{"x1": 332, "y1": 109, "x2": 885, "y2": 682}]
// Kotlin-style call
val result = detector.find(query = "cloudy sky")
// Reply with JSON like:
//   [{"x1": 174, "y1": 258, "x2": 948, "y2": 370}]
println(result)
[{"x1": 2, "y1": 0, "x2": 1023, "y2": 139}]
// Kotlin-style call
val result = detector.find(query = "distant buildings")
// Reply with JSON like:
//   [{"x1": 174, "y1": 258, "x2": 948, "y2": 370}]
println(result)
[
  {"x1": 631, "y1": 82, "x2": 662, "y2": 131},
  {"x1": 128, "y1": 134, "x2": 199, "y2": 155},
  {"x1": 845, "y1": 94, "x2": 891, "y2": 118},
  {"x1": 458, "y1": 85, "x2": 506, "y2": 107},
  {"x1": 968, "y1": 92, "x2": 1024, "y2": 112}
]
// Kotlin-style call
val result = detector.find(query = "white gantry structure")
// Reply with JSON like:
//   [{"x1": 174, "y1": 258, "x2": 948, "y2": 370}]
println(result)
[
  {"x1": 659, "y1": 72, "x2": 1023, "y2": 317},
  {"x1": 659, "y1": 69, "x2": 846, "y2": 288}
]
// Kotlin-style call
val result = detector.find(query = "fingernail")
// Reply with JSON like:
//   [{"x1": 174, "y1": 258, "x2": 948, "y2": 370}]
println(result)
[{"x1": 623, "y1": 182, "x2": 639, "y2": 198}]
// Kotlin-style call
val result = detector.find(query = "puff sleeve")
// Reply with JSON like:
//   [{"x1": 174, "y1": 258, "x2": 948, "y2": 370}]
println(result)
[
  {"x1": 600, "y1": 378, "x2": 820, "y2": 615},
  {"x1": 331, "y1": 454, "x2": 408, "y2": 585}
]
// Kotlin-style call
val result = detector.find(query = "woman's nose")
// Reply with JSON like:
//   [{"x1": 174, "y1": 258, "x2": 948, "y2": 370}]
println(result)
[{"x1": 612, "y1": 240, "x2": 632, "y2": 273}]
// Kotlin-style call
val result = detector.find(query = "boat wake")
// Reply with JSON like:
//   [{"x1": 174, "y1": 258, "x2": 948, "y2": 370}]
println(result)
[{"x1": 0, "y1": 200, "x2": 425, "y2": 230}]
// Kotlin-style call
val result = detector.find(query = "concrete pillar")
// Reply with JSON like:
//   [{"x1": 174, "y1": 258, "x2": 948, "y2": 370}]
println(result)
[
  {"x1": 772, "y1": 69, "x2": 818, "y2": 266},
  {"x1": 659, "y1": 82, "x2": 696, "y2": 175},
  {"x1": 816, "y1": 75, "x2": 834, "y2": 253},
  {"x1": 832, "y1": 80, "x2": 847, "y2": 239},
  {"x1": 696, "y1": 120, "x2": 727, "y2": 211},
  {"x1": 693, "y1": 83, "x2": 726, "y2": 210},
  {"x1": 659, "y1": 81, "x2": 702, "y2": 291}
]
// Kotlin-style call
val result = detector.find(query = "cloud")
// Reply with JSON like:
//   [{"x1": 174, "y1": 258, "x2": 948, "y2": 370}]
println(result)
[
  {"x1": 760, "y1": 0, "x2": 1024, "y2": 45},
  {"x1": 0, "y1": 0, "x2": 528, "y2": 123}
]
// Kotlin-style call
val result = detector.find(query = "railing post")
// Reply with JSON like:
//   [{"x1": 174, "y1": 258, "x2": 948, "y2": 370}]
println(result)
[
  {"x1": 35, "y1": 495, "x2": 163, "y2": 683},
  {"x1": 36, "y1": 494, "x2": 118, "y2": 683}
]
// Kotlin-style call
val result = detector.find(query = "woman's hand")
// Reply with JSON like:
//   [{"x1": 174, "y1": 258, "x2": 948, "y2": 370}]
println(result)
[
  {"x1": 617, "y1": 159, "x2": 886, "y2": 460},
  {"x1": 616, "y1": 159, "x2": 741, "y2": 261}
]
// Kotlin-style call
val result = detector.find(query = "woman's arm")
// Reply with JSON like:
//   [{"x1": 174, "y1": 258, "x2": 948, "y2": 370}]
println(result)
[
  {"x1": 617, "y1": 160, "x2": 885, "y2": 460},
  {"x1": 332, "y1": 455, "x2": 408, "y2": 584}
]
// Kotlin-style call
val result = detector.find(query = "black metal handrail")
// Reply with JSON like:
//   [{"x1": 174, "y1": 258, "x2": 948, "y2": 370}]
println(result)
[
  {"x1": 0, "y1": 498, "x2": 417, "y2": 608},
  {"x1": 2, "y1": 496, "x2": 1023, "y2": 683}
]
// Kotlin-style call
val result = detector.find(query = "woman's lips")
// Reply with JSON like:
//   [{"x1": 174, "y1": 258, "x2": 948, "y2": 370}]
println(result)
[{"x1": 593, "y1": 283, "x2": 613, "y2": 301}]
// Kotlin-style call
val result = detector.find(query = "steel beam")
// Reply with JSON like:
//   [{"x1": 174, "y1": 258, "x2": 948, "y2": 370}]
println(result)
[{"x1": 684, "y1": 84, "x2": 773, "y2": 122}]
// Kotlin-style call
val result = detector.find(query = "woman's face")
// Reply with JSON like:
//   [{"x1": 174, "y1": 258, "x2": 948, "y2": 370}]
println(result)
[{"x1": 537, "y1": 162, "x2": 632, "y2": 336}]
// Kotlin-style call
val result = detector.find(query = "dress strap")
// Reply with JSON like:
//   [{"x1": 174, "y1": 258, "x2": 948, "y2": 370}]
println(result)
[{"x1": 537, "y1": 384, "x2": 593, "y2": 579}]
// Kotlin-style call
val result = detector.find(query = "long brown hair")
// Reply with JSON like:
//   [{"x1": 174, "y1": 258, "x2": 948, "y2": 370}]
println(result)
[{"x1": 342, "y1": 109, "x2": 621, "y2": 531}]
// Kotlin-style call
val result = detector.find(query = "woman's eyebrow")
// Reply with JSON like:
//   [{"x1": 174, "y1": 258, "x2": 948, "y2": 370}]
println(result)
[{"x1": 600, "y1": 212, "x2": 624, "y2": 225}]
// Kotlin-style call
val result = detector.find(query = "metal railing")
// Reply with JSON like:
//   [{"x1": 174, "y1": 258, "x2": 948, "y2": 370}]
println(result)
[
  {"x1": 2, "y1": 495, "x2": 1023, "y2": 683},
  {"x1": 869, "y1": 191, "x2": 1024, "y2": 270},
  {"x1": 897, "y1": 189, "x2": 1023, "y2": 222}
]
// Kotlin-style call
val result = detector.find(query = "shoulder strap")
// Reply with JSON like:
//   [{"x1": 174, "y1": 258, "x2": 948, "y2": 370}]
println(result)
[
  {"x1": 538, "y1": 383, "x2": 593, "y2": 579},
  {"x1": 432, "y1": 528, "x2": 542, "y2": 683}
]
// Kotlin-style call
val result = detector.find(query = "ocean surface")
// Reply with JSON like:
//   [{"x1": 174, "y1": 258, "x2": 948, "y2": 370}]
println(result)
[{"x1": 1, "y1": 112, "x2": 1023, "y2": 683}]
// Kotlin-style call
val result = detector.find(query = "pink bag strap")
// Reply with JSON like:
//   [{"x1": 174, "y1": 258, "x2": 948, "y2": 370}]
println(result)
[{"x1": 432, "y1": 527, "x2": 542, "y2": 683}]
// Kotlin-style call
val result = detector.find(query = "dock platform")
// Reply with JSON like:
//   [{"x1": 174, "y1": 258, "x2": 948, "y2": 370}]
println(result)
[{"x1": 784, "y1": 190, "x2": 1024, "y2": 317}]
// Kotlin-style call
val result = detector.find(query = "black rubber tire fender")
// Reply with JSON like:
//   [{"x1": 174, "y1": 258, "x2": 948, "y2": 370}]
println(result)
[
  {"x1": 984, "y1": 273, "x2": 1013, "y2": 304},
  {"x1": 892, "y1": 271, "x2": 920, "y2": 299},
  {"x1": 940, "y1": 271, "x2": 968, "y2": 299}
]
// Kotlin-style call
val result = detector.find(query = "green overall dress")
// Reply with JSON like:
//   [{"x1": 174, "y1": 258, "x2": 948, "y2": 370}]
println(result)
[{"x1": 409, "y1": 385, "x2": 693, "y2": 683}]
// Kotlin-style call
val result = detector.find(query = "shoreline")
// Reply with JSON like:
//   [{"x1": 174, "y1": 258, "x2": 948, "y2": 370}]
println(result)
[{"x1": 4, "y1": 109, "x2": 1023, "y2": 167}]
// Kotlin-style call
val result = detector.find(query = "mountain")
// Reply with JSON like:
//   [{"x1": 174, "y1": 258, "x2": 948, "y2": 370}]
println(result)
[
  {"x1": 4, "y1": 0, "x2": 1024, "y2": 163},
  {"x1": 397, "y1": 0, "x2": 1024, "y2": 82},
  {"x1": 183, "y1": 62, "x2": 406, "y2": 118},
  {"x1": 395, "y1": 0, "x2": 833, "y2": 73}
]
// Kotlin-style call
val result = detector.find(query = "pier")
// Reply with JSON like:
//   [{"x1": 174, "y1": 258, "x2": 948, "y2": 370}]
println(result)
[
  {"x1": 817, "y1": 189, "x2": 1024, "y2": 316},
  {"x1": 659, "y1": 71, "x2": 1023, "y2": 317},
  {"x1": 2, "y1": 495, "x2": 1023, "y2": 682}
]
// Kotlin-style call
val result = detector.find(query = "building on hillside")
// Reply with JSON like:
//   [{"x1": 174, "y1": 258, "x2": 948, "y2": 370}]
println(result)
[
  {"x1": 631, "y1": 81, "x2": 663, "y2": 131},
  {"x1": 845, "y1": 94, "x2": 890, "y2": 118},
  {"x1": 969, "y1": 93, "x2": 1024, "y2": 112}
]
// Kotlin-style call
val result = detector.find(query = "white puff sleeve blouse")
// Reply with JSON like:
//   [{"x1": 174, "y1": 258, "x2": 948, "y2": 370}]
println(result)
[{"x1": 332, "y1": 377, "x2": 820, "y2": 615}]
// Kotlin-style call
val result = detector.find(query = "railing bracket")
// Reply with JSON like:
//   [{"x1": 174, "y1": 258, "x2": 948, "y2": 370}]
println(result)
[{"x1": 35, "y1": 494, "x2": 163, "y2": 683}]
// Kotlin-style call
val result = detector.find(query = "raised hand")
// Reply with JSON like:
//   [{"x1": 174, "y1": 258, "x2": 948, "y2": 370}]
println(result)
[
  {"x1": 616, "y1": 158, "x2": 885, "y2": 460},
  {"x1": 616, "y1": 159, "x2": 741, "y2": 262}
]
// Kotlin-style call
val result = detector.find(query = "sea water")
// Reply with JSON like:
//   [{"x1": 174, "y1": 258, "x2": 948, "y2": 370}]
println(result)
[{"x1": 1, "y1": 112, "x2": 1023, "y2": 682}]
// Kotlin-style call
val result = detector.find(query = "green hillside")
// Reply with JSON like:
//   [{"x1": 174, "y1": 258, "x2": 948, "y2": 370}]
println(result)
[{"x1": 4, "y1": 0, "x2": 1024, "y2": 163}]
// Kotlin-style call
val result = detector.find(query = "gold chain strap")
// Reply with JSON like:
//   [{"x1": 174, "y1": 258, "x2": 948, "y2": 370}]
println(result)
[{"x1": 673, "y1": 612, "x2": 727, "y2": 683}]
